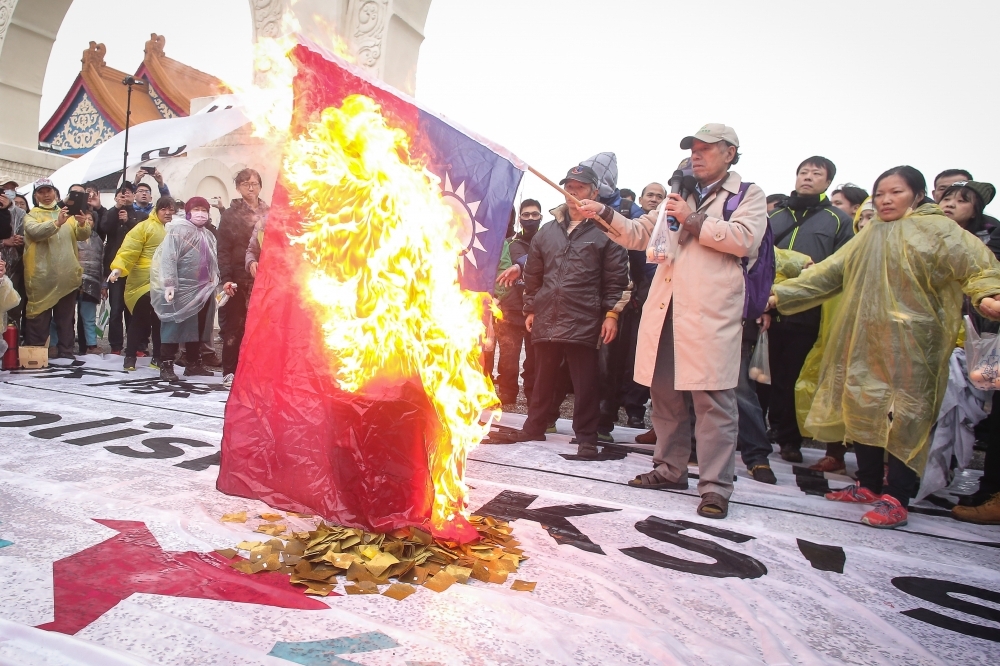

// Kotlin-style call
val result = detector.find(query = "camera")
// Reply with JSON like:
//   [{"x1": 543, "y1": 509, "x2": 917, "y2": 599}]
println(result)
[{"x1": 63, "y1": 190, "x2": 91, "y2": 217}]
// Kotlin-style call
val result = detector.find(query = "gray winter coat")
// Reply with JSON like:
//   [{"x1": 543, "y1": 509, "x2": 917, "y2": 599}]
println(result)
[{"x1": 522, "y1": 205, "x2": 629, "y2": 348}]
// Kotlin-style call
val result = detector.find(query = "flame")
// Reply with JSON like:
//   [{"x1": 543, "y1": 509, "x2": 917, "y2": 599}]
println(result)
[{"x1": 284, "y1": 95, "x2": 498, "y2": 540}]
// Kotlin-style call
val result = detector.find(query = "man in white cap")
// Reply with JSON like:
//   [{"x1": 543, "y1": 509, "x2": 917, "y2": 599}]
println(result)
[{"x1": 578, "y1": 124, "x2": 768, "y2": 519}]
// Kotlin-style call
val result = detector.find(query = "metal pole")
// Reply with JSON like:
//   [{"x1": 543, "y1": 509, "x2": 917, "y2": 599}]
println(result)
[{"x1": 120, "y1": 80, "x2": 133, "y2": 189}]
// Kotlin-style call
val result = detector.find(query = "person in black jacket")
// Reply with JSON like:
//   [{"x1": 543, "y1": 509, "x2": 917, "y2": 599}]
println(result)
[
  {"x1": 99, "y1": 183, "x2": 142, "y2": 353},
  {"x1": 217, "y1": 168, "x2": 269, "y2": 388},
  {"x1": 504, "y1": 165, "x2": 629, "y2": 457},
  {"x1": 494, "y1": 199, "x2": 542, "y2": 404},
  {"x1": 768, "y1": 156, "x2": 854, "y2": 462}
]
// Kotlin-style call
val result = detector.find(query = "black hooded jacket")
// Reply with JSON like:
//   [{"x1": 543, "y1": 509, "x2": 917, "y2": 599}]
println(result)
[{"x1": 522, "y1": 205, "x2": 629, "y2": 347}]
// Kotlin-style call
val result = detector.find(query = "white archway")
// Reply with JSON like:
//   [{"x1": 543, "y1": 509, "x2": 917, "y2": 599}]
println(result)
[{"x1": 0, "y1": 0, "x2": 431, "y2": 183}]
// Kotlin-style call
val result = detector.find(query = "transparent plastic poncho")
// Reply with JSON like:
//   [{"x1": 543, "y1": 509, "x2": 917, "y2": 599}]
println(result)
[
  {"x1": 772, "y1": 204, "x2": 1000, "y2": 475},
  {"x1": 150, "y1": 220, "x2": 219, "y2": 323}
]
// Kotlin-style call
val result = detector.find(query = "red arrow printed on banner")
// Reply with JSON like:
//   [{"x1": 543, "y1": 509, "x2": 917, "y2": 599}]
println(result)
[{"x1": 38, "y1": 520, "x2": 329, "y2": 635}]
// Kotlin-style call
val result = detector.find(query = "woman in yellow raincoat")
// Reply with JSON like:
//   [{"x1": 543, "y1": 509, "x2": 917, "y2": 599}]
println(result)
[
  {"x1": 22, "y1": 179, "x2": 92, "y2": 359},
  {"x1": 108, "y1": 196, "x2": 174, "y2": 371},
  {"x1": 769, "y1": 166, "x2": 1000, "y2": 529}
]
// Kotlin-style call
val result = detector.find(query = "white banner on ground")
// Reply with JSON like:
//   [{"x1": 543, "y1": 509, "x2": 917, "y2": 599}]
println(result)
[{"x1": 0, "y1": 357, "x2": 998, "y2": 665}]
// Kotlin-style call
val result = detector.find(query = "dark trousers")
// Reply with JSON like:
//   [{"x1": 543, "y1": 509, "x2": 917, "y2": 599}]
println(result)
[
  {"x1": 221, "y1": 290, "x2": 248, "y2": 376},
  {"x1": 598, "y1": 308, "x2": 638, "y2": 432},
  {"x1": 523, "y1": 342, "x2": 600, "y2": 444},
  {"x1": 25, "y1": 290, "x2": 77, "y2": 356},
  {"x1": 160, "y1": 300, "x2": 211, "y2": 365},
  {"x1": 107, "y1": 279, "x2": 131, "y2": 352},
  {"x1": 125, "y1": 293, "x2": 161, "y2": 359},
  {"x1": 496, "y1": 320, "x2": 534, "y2": 402},
  {"x1": 738, "y1": 338, "x2": 773, "y2": 468},
  {"x1": 854, "y1": 443, "x2": 920, "y2": 508},
  {"x1": 544, "y1": 357, "x2": 573, "y2": 425},
  {"x1": 768, "y1": 324, "x2": 819, "y2": 448},
  {"x1": 620, "y1": 305, "x2": 649, "y2": 421},
  {"x1": 978, "y1": 392, "x2": 1000, "y2": 495}
]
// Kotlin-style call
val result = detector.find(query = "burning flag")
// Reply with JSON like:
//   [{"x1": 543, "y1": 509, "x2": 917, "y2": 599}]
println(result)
[{"x1": 217, "y1": 42, "x2": 524, "y2": 542}]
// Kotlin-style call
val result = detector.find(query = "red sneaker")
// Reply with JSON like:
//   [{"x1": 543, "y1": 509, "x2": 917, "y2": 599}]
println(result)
[
  {"x1": 861, "y1": 495, "x2": 908, "y2": 528},
  {"x1": 809, "y1": 456, "x2": 847, "y2": 475},
  {"x1": 825, "y1": 484, "x2": 880, "y2": 504},
  {"x1": 136, "y1": 351, "x2": 148, "y2": 358}
]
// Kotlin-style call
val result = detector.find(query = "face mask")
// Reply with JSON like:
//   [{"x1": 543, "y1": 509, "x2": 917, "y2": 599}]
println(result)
[
  {"x1": 521, "y1": 220, "x2": 540, "y2": 233},
  {"x1": 189, "y1": 211, "x2": 210, "y2": 226}
]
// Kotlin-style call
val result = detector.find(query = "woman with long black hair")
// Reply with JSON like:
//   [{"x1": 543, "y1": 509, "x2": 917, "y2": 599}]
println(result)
[{"x1": 769, "y1": 166, "x2": 1000, "y2": 528}]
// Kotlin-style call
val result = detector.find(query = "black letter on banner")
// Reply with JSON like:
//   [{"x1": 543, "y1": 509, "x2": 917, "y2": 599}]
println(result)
[
  {"x1": 0, "y1": 411, "x2": 61, "y2": 427},
  {"x1": 474, "y1": 490, "x2": 620, "y2": 554},
  {"x1": 621, "y1": 517, "x2": 768, "y2": 579},
  {"x1": 139, "y1": 145, "x2": 186, "y2": 161},
  {"x1": 106, "y1": 437, "x2": 212, "y2": 460},
  {"x1": 892, "y1": 577, "x2": 1000, "y2": 643},
  {"x1": 174, "y1": 451, "x2": 220, "y2": 471}
]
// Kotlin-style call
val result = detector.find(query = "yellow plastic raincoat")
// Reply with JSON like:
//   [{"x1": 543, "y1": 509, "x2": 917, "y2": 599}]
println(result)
[
  {"x1": 110, "y1": 210, "x2": 167, "y2": 313},
  {"x1": 22, "y1": 205, "x2": 91, "y2": 318},
  {"x1": 772, "y1": 203, "x2": 1000, "y2": 475}
]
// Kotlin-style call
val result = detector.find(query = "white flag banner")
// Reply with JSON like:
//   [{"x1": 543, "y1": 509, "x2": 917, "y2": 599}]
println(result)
[{"x1": 21, "y1": 105, "x2": 249, "y2": 195}]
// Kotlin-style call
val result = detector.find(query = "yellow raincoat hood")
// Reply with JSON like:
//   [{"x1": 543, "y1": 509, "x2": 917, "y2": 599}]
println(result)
[
  {"x1": 110, "y1": 210, "x2": 167, "y2": 312},
  {"x1": 22, "y1": 204, "x2": 91, "y2": 318},
  {"x1": 772, "y1": 203, "x2": 1000, "y2": 474}
]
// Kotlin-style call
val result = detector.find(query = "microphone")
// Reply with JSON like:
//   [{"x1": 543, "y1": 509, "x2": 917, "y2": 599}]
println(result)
[{"x1": 666, "y1": 170, "x2": 684, "y2": 230}]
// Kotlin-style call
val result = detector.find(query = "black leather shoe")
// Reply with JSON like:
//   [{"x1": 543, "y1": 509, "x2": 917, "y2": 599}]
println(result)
[
  {"x1": 779, "y1": 444, "x2": 803, "y2": 463},
  {"x1": 749, "y1": 464, "x2": 777, "y2": 484}
]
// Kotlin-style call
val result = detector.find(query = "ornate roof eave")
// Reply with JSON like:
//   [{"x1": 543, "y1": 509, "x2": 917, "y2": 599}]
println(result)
[{"x1": 139, "y1": 34, "x2": 227, "y2": 116}]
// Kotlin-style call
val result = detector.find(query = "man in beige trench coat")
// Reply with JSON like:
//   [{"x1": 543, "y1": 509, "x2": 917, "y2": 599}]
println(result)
[{"x1": 579, "y1": 124, "x2": 768, "y2": 518}]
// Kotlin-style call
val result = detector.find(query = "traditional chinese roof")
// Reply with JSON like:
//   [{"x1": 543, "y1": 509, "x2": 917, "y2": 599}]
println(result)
[{"x1": 40, "y1": 35, "x2": 226, "y2": 156}]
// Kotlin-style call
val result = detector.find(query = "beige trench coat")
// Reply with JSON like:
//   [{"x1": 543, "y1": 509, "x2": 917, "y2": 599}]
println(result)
[{"x1": 608, "y1": 171, "x2": 767, "y2": 390}]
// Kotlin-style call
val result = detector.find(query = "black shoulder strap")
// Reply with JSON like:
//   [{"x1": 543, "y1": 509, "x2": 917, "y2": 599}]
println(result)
[{"x1": 772, "y1": 210, "x2": 804, "y2": 246}]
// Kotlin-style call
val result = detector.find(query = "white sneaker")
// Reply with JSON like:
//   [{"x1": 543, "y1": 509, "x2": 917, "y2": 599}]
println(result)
[{"x1": 222, "y1": 373, "x2": 234, "y2": 389}]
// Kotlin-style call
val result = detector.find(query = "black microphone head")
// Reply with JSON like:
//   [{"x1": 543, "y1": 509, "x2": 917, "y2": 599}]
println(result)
[{"x1": 668, "y1": 170, "x2": 685, "y2": 190}]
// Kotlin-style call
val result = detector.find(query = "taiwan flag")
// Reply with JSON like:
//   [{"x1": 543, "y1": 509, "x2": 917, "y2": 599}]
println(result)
[
  {"x1": 216, "y1": 42, "x2": 523, "y2": 534},
  {"x1": 292, "y1": 42, "x2": 524, "y2": 293}
]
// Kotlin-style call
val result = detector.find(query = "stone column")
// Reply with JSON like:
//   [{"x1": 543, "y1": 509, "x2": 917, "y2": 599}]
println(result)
[{"x1": 249, "y1": 0, "x2": 431, "y2": 95}]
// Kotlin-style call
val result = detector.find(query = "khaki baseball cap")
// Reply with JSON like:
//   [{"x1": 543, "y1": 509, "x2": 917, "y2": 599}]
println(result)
[{"x1": 680, "y1": 123, "x2": 740, "y2": 150}]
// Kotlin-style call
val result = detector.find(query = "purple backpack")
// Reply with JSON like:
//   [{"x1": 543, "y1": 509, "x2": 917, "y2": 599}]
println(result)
[{"x1": 723, "y1": 182, "x2": 775, "y2": 321}]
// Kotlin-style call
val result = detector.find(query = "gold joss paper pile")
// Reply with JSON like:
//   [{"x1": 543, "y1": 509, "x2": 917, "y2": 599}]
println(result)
[{"x1": 217, "y1": 512, "x2": 532, "y2": 598}]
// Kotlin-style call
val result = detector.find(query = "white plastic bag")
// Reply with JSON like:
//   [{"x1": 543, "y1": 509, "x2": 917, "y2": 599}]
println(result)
[
  {"x1": 964, "y1": 315, "x2": 1000, "y2": 390},
  {"x1": 748, "y1": 329, "x2": 771, "y2": 384},
  {"x1": 645, "y1": 202, "x2": 678, "y2": 265},
  {"x1": 95, "y1": 298, "x2": 110, "y2": 340}
]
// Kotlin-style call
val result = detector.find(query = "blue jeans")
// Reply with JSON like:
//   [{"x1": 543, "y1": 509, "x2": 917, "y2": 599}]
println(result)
[
  {"x1": 77, "y1": 295, "x2": 97, "y2": 348},
  {"x1": 738, "y1": 338, "x2": 774, "y2": 468}
]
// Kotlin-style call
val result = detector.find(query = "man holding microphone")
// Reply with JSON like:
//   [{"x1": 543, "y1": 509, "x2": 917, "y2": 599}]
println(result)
[{"x1": 578, "y1": 124, "x2": 768, "y2": 519}]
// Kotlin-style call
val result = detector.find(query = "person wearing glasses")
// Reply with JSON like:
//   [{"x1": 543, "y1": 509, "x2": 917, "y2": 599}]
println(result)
[
  {"x1": 494, "y1": 199, "x2": 544, "y2": 405},
  {"x1": 217, "y1": 168, "x2": 270, "y2": 389}
]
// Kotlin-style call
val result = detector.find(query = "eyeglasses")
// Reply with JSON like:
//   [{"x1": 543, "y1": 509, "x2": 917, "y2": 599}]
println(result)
[
  {"x1": 519, "y1": 212, "x2": 541, "y2": 220},
  {"x1": 239, "y1": 181, "x2": 261, "y2": 189}
]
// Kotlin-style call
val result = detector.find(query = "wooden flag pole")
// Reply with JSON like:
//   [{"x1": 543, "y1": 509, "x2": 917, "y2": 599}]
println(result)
[{"x1": 526, "y1": 165, "x2": 620, "y2": 237}]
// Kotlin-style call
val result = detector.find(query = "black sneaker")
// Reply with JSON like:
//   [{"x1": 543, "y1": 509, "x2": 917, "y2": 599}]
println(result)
[
  {"x1": 749, "y1": 464, "x2": 777, "y2": 485},
  {"x1": 123, "y1": 356, "x2": 137, "y2": 371},
  {"x1": 779, "y1": 444, "x2": 803, "y2": 463},
  {"x1": 627, "y1": 416, "x2": 645, "y2": 429},
  {"x1": 184, "y1": 364, "x2": 214, "y2": 377},
  {"x1": 576, "y1": 443, "x2": 600, "y2": 458},
  {"x1": 499, "y1": 429, "x2": 546, "y2": 443},
  {"x1": 160, "y1": 360, "x2": 179, "y2": 382}
]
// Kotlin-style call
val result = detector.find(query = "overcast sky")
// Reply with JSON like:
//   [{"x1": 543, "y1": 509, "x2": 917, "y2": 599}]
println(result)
[{"x1": 42, "y1": 0, "x2": 1000, "y2": 213}]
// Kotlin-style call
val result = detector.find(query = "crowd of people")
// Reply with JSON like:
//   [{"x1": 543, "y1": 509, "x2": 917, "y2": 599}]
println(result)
[
  {"x1": 0, "y1": 166, "x2": 268, "y2": 389},
  {"x1": 486, "y1": 124, "x2": 1000, "y2": 530},
  {"x1": 3, "y1": 122, "x2": 1000, "y2": 532}
]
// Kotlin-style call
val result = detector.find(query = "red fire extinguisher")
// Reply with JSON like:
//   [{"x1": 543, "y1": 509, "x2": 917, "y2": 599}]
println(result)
[{"x1": 2, "y1": 324, "x2": 18, "y2": 370}]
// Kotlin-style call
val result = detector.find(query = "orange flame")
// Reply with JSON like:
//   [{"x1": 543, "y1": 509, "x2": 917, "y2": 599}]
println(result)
[{"x1": 283, "y1": 95, "x2": 499, "y2": 539}]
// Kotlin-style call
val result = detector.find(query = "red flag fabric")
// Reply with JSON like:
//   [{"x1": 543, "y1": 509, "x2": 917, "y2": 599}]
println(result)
[{"x1": 214, "y1": 47, "x2": 439, "y2": 533}]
